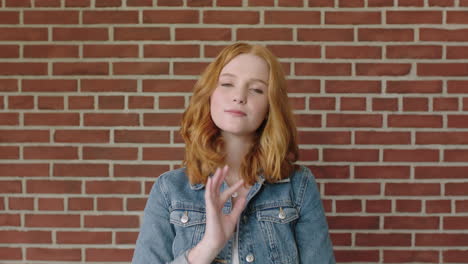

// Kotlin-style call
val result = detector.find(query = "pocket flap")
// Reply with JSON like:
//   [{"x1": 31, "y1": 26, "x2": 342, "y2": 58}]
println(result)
[
  {"x1": 170, "y1": 210, "x2": 206, "y2": 227},
  {"x1": 256, "y1": 207, "x2": 299, "y2": 224}
]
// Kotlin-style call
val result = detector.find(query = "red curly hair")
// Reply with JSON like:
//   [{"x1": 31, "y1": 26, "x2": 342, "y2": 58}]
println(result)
[{"x1": 180, "y1": 42, "x2": 299, "y2": 185}]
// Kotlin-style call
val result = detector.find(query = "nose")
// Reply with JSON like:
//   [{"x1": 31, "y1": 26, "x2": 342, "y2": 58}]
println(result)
[{"x1": 233, "y1": 87, "x2": 247, "y2": 104}]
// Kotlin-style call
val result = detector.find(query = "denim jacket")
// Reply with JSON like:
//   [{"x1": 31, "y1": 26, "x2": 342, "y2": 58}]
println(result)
[{"x1": 132, "y1": 165, "x2": 336, "y2": 264}]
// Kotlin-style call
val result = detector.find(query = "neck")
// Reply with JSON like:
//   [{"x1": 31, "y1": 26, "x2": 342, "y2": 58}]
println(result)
[{"x1": 221, "y1": 132, "x2": 254, "y2": 176}]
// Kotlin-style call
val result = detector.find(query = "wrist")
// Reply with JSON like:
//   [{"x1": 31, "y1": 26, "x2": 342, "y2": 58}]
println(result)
[{"x1": 187, "y1": 239, "x2": 220, "y2": 264}]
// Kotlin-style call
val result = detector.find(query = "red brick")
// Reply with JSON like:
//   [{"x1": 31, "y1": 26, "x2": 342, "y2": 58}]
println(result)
[
  {"x1": 0, "y1": 231, "x2": 51, "y2": 244},
  {"x1": 386, "y1": 183, "x2": 440, "y2": 196},
  {"x1": 330, "y1": 233, "x2": 351, "y2": 246},
  {"x1": 0, "y1": 214, "x2": 20, "y2": 226},
  {"x1": 86, "y1": 181, "x2": 140, "y2": 194},
  {"x1": 24, "y1": 11, "x2": 79, "y2": 24},
  {"x1": 248, "y1": 0, "x2": 273, "y2": 5},
  {"x1": 445, "y1": 149, "x2": 468, "y2": 162},
  {"x1": 387, "y1": 45, "x2": 442, "y2": 59},
  {"x1": 368, "y1": 0, "x2": 394, "y2": 6},
  {"x1": 83, "y1": 11, "x2": 138, "y2": 24},
  {"x1": 388, "y1": 114, "x2": 442, "y2": 128},
  {"x1": 357, "y1": 63, "x2": 411, "y2": 76},
  {"x1": 143, "y1": 147, "x2": 185, "y2": 161},
  {"x1": 385, "y1": 216, "x2": 439, "y2": 229},
  {"x1": 326, "y1": 80, "x2": 381, "y2": 93},
  {"x1": 0, "y1": 28, "x2": 47, "y2": 41},
  {"x1": 0, "y1": 164, "x2": 49, "y2": 177},
  {"x1": 267, "y1": 45, "x2": 321, "y2": 59},
  {"x1": 83, "y1": 147, "x2": 138, "y2": 160},
  {"x1": 399, "y1": 0, "x2": 424, "y2": 6},
  {"x1": 326, "y1": 182, "x2": 380, "y2": 195},
  {"x1": 296, "y1": 63, "x2": 351, "y2": 76},
  {"x1": 387, "y1": 80, "x2": 442, "y2": 93},
  {"x1": 27, "y1": 248, "x2": 81, "y2": 261},
  {"x1": 38, "y1": 96, "x2": 64, "y2": 109},
  {"x1": 114, "y1": 27, "x2": 170, "y2": 40},
  {"x1": 53, "y1": 62, "x2": 108, "y2": 75},
  {"x1": 339, "y1": 0, "x2": 364, "y2": 6},
  {"x1": 0, "y1": 45, "x2": 19, "y2": 58},
  {"x1": 8, "y1": 95, "x2": 34, "y2": 109},
  {"x1": 448, "y1": 115, "x2": 468, "y2": 128},
  {"x1": 417, "y1": 234, "x2": 468, "y2": 246},
  {"x1": 127, "y1": 0, "x2": 153, "y2": 6},
  {"x1": 68, "y1": 197, "x2": 94, "y2": 211},
  {"x1": 340, "y1": 97, "x2": 366, "y2": 111},
  {"x1": 0, "y1": 62, "x2": 47, "y2": 75},
  {"x1": 173, "y1": 62, "x2": 209, "y2": 75},
  {"x1": 327, "y1": 46, "x2": 381, "y2": 59},
  {"x1": 114, "y1": 130, "x2": 169, "y2": 144},
  {"x1": 95, "y1": 0, "x2": 121, "y2": 6},
  {"x1": 81, "y1": 79, "x2": 137, "y2": 92},
  {"x1": 427, "y1": 200, "x2": 451, "y2": 214},
  {"x1": 356, "y1": 233, "x2": 411, "y2": 246},
  {"x1": 433, "y1": 97, "x2": 459, "y2": 111},
  {"x1": 298, "y1": 28, "x2": 353, "y2": 41},
  {"x1": 116, "y1": 231, "x2": 139, "y2": 244},
  {"x1": 0, "y1": 79, "x2": 17, "y2": 92},
  {"x1": 98, "y1": 95, "x2": 124, "y2": 109},
  {"x1": 65, "y1": 0, "x2": 91, "y2": 6},
  {"x1": 53, "y1": 27, "x2": 108, "y2": 41},
  {"x1": 0, "y1": 113, "x2": 18, "y2": 125},
  {"x1": 326, "y1": 11, "x2": 381, "y2": 24},
  {"x1": 384, "y1": 250, "x2": 439, "y2": 263},
  {"x1": 356, "y1": 131, "x2": 411, "y2": 145},
  {"x1": 86, "y1": 248, "x2": 134, "y2": 262},
  {"x1": 144, "y1": 44, "x2": 199, "y2": 58},
  {"x1": 157, "y1": 0, "x2": 183, "y2": 5},
  {"x1": 27, "y1": 180, "x2": 81, "y2": 194},
  {"x1": 444, "y1": 250, "x2": 468, "y2": 263},
  {"x1": 396, "y1": 199, "x2": 421, "y2": 212},
  {"x1": 54, "y1": 129, "x2": 109, "y2": 143},
  {"x1": 0, "y1": 11, "x2": 19, "y2": 24},
  {"x1": 327, "y1": 113, "x2": 382, "y2": 127},
  {"x1": 114, "y1": 164, "x2": 169, "y2": 177},
  {"x1": 98, "y1": 197, "x2": 123, "y2": 211},
  {"x1": 328, "y1": 216, "x2": 379, "y2": 229},
  {"x1": 359, "y1": 28, "x2": 413, "y2": 41},
  {"x1": 265, "y1": 11, "x2": 319, "y2": 24},
  {"x1": 297, "y1": 131, "x2": 350, "y2": 145},
  {"x1": 143, "y1": 79, "x2": 195, "y2": 93},
  {"x1": 419, "y1": 63, "x2": 468, "y2": 76},
  {"x1": 84, "y1": 44, "x2": 138, "y2": 58},
  {"x1": 355, "y1": 166, "x2": 410, "y2": 179},
  {"x1": 217, "y1": 0, "x2": 242, "y2": 6},
  {"x1": 9, "y1": 197, "x2": 33, "y2": 210},
  {"x1": 67, "y1": 96, "x2": 92, "y2": 109},
  {"x1": 26, "y1": 214, "x2": 80, "y2": 227},
  {"x1": 127, "y1": 198, "x2": 147, "y2": 211},
  {"x1": 366, "y1": 200, "x2": 392, "y2": 213},
  {"x1": 85, "y1": 215, "x2": 139, "y2": 228},
  {"x1": 0, "y1": 146, "x2": 19, "y2": 159},
  {"x1": 237, "y1": 28, "x2": 292, "y2": 41},
  {"x1": 24, "y1": 146, "x2": 78, "y2": 160},
  {"x1": 324, "y1": 149, "x2": 379, "y2": 162},
  {"x1": 335, "y1": 250, "x2": 379, "y2": 262},
  {"x1": 387, "y1": 11, "x2": 442, "y2": 24},
  {"x1": 416, "y1": 132, "x2": 468, "y2": 145},
  {"x1": 84, "y1": 113, "x2": 139, "y2": 126},
  {"x1": 35, "y1": 0, "x2": 61, "y2": 7},
  {"x1": 114, "y1": 62, "x2": 169, "y2": 75},
  {"x1": 38, "y1": 198, "x2": 64, "y2": 211},
  {"x1": 0, "y1": 181, "x2": 22, "y2": 193},
  {"x1": 446, "y1": 183, "x2": 468, "y2": 196},
  {"x1": 205, "y1": 10, "x2": 259, "y2": 24},
  {"x1": 23, "y1": 79, "x2": 77, "y2": 92},
  {"x1": 170, "y1": 27, "x2": 226, "y2": 41},
  {"x1": 143, "y1": 113, "x2": 182, "y2": 126},
  {"x1": 336, "y1": 200, "x2": 362, "y2": 212},
  {"x1": 0, "y1": 247, "x2": 21, "y2": 260},
  {"x1": 54, "y1": 163, "x2": 109, "y2": 177},
  {"x1": 57, "y1": 231, "x2": 112, "y2": 244},
  {"x1": 416, "y1": 166, "x2": 468, "y2": 179},
  {"x1": 24, "y1": 113, "x2": 79, "y2": 126},
  {"x1": 384, "y1": 149, "x2": 439, "y2": 162},
  {"x1": 129, "y1": 96, "x2": 154, "y2": 109},
  {"x1": 421, "y1": 28, "x2": 468, "y2": 42}
]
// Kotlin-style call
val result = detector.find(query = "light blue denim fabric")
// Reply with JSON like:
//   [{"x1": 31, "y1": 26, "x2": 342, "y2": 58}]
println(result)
[{"x1": 132, "y1": 165, "x2": 336, "y2": 264}]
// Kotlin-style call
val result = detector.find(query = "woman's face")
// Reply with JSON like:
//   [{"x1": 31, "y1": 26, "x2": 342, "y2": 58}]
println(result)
[{"x1": 210, "y1": 53, "x2": 270, "y2": 137}]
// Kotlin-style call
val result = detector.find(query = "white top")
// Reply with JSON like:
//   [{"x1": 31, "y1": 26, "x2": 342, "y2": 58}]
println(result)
[{"x1": 232, "y1": 221, "x2": 240, "y2": 264}]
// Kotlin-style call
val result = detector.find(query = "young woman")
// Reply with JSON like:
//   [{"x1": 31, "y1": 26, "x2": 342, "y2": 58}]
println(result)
[{"x1": 132, "y1": 43, "x2": 336, "y2": 264}]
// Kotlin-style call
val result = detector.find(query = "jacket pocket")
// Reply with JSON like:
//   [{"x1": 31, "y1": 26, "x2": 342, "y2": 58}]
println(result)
[
  {"x1": 257, "y1": 206, "x2": 299, "y2": 264},
  {"x1": 170, "y1": 209, "x2": 206, "y2": 257}
]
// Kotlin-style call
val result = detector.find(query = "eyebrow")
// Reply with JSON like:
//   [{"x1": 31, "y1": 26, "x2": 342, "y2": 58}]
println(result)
[{"x1": 219, "y1": 73, "x2": 268, "y2": 86}]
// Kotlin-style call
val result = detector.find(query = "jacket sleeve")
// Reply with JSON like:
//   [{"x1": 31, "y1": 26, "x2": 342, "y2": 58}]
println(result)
[
  {"x1": 294, "y1": 167, "x2": 336, "y2": 264},
  {"x1": 132, "y1": 175, "x2": 190, "y2": 264}
]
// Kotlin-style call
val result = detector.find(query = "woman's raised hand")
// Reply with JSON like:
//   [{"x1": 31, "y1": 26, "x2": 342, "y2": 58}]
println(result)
[{"x1": 187, "y1": 165, "x2": 247, "y2": 264}]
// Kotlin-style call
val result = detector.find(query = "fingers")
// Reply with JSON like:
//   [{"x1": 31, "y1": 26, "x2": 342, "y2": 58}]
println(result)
[
  {"x1": 229, "y1": 196, "x2": 247, "y2": 220},
  {"x1": 220, "y1": 178, "x2": 244, "y2": 203}
]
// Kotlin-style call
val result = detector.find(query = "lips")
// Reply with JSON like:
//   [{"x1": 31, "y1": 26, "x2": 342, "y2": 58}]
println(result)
[{"x1": 225, "y1": 110, "x2": 247, "y2": 116}]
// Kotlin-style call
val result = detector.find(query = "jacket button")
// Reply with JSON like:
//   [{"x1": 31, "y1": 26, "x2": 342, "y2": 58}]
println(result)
[
  {"x1": 245, "y1": 253, "x2": 254, "y2": 262},
  {"x1": 181, "y1": 212, "x2": 189, "y2": 223},
  {"x1": 278, "y1": 207, "x2": 286, "y2": 220}
]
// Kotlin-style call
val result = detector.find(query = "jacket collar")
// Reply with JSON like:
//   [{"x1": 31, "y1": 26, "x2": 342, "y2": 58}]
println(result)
[{"x1": 189, "y1": 172, "x2": 289, "y2": 190}]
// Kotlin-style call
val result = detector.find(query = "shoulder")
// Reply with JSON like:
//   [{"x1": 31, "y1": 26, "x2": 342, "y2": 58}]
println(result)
[
  {"x1": 288, "y1": 165, "x2": 321, "y2": 210},
  {"x1": 154, "y1": 167, "x2": 191, "y2": 191},
  {"x1": 289, "y1": 165, "x2": 317, "y2": 188}
]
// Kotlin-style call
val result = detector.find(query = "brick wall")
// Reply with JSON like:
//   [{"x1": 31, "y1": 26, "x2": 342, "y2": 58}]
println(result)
[{"x1": 0, "y1": 0, "x2": 467, "y2": 263}]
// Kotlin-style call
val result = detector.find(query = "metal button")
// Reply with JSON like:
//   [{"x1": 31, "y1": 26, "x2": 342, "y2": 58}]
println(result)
[
  {"x1": 246, "y1": 253, "x2": 254, "y2": 262},
  {"x1": 181, "y1": 211, "x2": 189, "y2": 223},
  {"x1": 278, "y1": 207, "x2": 286, "y2": 220},
  {"x1": 232, "y1": 192, "x2": 238, "y2": 198}
]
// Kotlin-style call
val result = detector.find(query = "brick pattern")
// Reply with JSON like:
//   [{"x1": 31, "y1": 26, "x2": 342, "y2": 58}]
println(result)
[{"x1": 1, "y1": 1, "x2": 468, "y2": 263}]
